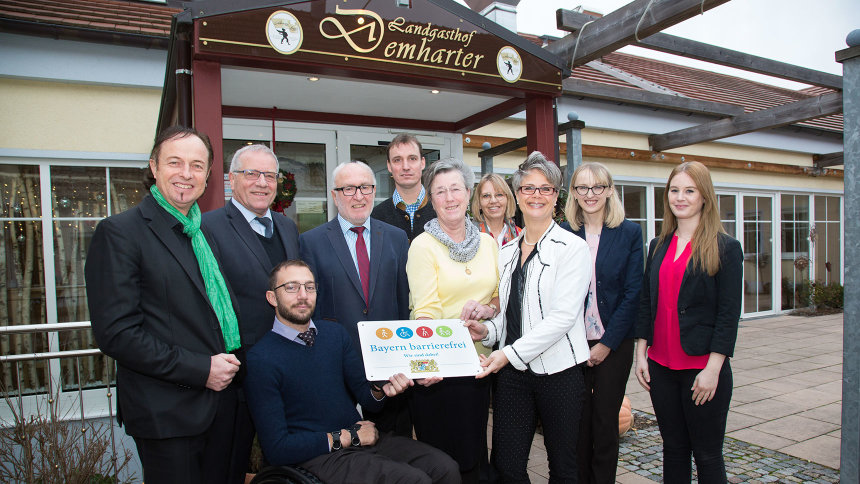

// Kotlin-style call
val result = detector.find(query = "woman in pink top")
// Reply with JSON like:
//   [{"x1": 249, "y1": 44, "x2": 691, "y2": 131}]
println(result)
[{"x1": 634, "y1": 162, "x2": 743, "y2": 484}]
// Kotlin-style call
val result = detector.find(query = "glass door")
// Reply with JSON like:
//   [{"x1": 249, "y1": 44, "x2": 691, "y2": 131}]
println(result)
[
  {"x1": 742, "y1": 194, "x2": 775, "y2": 315},
  {"x1": 336, "y1": 131, "x2": 451, "y2": 207},
  {"x1": 223, "y1": 119, "x2": 336, "y2": 233}
]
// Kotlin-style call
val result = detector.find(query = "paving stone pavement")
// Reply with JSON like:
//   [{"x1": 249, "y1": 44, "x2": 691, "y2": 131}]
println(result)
[
  {"x1": 615, "y1": 410, "x2": 840, "y2": 483},
  {"x1": 512, "y1": 313, "x2": 845, "y2": 483}
]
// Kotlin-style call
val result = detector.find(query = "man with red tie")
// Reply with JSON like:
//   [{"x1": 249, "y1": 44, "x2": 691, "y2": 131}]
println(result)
[{"x1": 299, "y1": 161, "x2": 412, "y2": 437}]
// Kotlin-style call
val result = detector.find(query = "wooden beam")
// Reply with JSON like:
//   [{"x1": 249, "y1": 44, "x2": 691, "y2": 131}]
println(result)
[
  {"x1": 454, "y1": 98, "x2": 527, "y2": 133},
  {"x1": 546, "y1": 0, "x2": 731, "y2": 67},
  {"x1": 649, "y1": 92, "x2": 843, "y2": 151},
  {"x1": 814, "y1": 152, "x2": 844, "y2": 168},
  {"x1": 557, "y1": 9, "x2": 843, "y2": 90},
  {"x1": 563, "y1": 78, "x2": 744, "y2": 116},
  {"x1": 463, "y1": 134, "x2": 843, "y2": 179}
]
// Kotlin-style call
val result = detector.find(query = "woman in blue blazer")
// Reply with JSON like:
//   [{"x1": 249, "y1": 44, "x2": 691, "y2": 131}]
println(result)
[
  {"x1": 561, "y1": 162, "x2": 643, "y2": 484},
  {"x1": 635, "y1": 161, "x2": 742, "y2": 483}
]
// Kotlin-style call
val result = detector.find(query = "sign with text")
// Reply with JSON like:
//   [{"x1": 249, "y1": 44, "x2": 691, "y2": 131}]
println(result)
[
  {"x1": 357, "y1": 319, "x2": 483, "y2": 380},
  {"x1": 196, "y1": 0, "x2": 562, "y2": 94}
]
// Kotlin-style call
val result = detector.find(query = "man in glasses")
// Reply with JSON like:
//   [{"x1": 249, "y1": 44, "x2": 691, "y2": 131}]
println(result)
[
  {"x1": 202, "y1": 143, "x2": 300, "y2": 476},
  {"x1": 371, "y1": 133, "x2": 436, "y2": 242},
  {"x1": 299, "y1": 161, "x2": 412, "y2": 437},
  {"x1": 244, "y1": 260, "x2": 458, "y2": 483}
]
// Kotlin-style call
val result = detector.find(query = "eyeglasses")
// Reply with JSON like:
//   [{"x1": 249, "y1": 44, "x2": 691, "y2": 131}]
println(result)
[
  {"x1": 274, "y1": 282, "x2": 317, "y2": 293},
  {"x1": 432, "y1": 186, "x2": 466, "y2": 198},
  {"x1": 518, "y1": 185, "x2": 558, "y2": 195},
  {"x1": 233, "y1": 169, "x2": 282, "y2": 183},
  {"x1": 573, "y1": 185, "x2": 608, "y2": 196},
  {"x1": 334, "y1": 185, "x2": 375, "y2": 196}
]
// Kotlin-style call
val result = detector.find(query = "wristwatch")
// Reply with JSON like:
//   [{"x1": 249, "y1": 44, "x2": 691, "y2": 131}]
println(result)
[
  {"x1": 330, "y1": 430, "x2": 342, "y2": 451},
  {"x1": 488, "y1": 303, "x2": 498, "y2": 316},
  {"x1": 349, "y1": 424, "x2": 362, "y2": 447}
]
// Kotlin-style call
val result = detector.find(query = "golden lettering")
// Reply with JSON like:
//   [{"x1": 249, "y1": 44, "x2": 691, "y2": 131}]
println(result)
[
  {"x1": 384, "y1": 41, "x2": 397, "y2": 57},
  {"x1": 319, "y1": 6, "x2": 384, "y2": 53},
  {"x1": 388, "y1": 16, "x2": 406, "y2": 33},
  {"x1": 462, "y1": 52, "x2": 473, "y2": 68}
]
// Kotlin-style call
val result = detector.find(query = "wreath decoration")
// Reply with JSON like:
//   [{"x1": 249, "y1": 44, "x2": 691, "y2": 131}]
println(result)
[{"x1": 270, "y1": 170, "x2": 297, "y2": 213}]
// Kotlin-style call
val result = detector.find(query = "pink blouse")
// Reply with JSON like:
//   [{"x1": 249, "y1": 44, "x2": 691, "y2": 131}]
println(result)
[
  {"x1": 583, "y1": 233, "x2": 605, "y2": 340},
  {"x1": 648, "y1": 235, "x2": 709, "y2": 370}
]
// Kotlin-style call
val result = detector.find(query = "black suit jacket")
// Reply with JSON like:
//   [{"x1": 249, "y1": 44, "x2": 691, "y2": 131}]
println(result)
[
  {"x1": 85, "y1": 195, "x2": 238, "y2": 439},
  {"x1": 299, "y1": 218, "x2": 410, "y2": 361},
  {"x1": 202, "y1": 202, "x2": 300, "y2": 347},
  {"x1": 563, "y1": 219, "x2": 644, "y2": 350},
  {"x1": 635, "y1": 232, "x2": 743, "y2": 357}
]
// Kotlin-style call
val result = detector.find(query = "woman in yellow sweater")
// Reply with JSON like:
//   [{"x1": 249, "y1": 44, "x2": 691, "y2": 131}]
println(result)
[{"x1": 407, "y1": 157, "x2": 500, "y2": 484}]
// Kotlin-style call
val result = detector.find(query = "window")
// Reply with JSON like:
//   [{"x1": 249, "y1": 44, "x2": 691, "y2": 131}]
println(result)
[
  {"x1": 616, "y1": 184, "x2": 647, "y2": 248},
  {"x1": 813, "y1": 195, "x2": 841, "y2": 285},
  {"x1": 1, "y1": 163, "x2": 145, "y2": 396}
]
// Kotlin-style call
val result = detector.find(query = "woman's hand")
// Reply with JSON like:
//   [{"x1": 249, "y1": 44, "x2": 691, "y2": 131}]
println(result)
[
  {"x1": 587, "y1": 343, "x2": 610, "y2": 367},
  {"x1": 459, "y1": 299, "x2": 495, "y2": 322},
  {"x1": 476, "y1": 350, "x2": 509, "y2": 379},
  {"x1": 634, "y1": 339, "x2": 650, "y2": 391},
  {"x1": 691, "y1": 353, "x2": 726, "y2": 405},
  {"x1": 463, "y1": 320, "x2": 489, "y2": 341}
]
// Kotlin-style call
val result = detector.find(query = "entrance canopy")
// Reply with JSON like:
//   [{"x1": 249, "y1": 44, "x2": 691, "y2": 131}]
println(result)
[{"x1": 157, "y1": 0, "x2": 568, "y2": 209}]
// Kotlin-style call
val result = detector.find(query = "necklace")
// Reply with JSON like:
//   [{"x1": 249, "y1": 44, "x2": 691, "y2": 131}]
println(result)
[
  {"x1": 465, "y1": 264, "x2": 472, "y2": 275},
  {"x1": 522, "y1": 237, "x2": 538, "y2": 246}
]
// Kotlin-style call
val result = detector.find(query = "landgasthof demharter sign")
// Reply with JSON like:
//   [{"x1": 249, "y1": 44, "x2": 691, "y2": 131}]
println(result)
[{"x1": 196, "y1": 0, "x2": 561, "y2": 93}]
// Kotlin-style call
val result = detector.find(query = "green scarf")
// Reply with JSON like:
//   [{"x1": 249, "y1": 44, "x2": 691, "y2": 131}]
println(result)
[{"x1": 150, "y1": 186, "x2": 241, "y2": 352}]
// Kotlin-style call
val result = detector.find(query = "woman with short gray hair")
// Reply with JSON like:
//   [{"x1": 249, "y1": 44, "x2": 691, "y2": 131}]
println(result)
[
  {"x1": 467, "y1": 151, "x2": 592, "y2": 482},
  {"x1": 407, "y1": 157, "x2": 499, "y2": 483}
]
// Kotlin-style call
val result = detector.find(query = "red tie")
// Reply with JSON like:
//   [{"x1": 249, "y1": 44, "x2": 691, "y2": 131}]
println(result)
[{"x1": 350, "y1": 227, "x2": 370, "y2": 304}]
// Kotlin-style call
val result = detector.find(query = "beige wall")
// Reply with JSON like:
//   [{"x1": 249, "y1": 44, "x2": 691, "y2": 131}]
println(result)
[
  {"x1": 465, "y1": 121, "x2": 844, "y2": 192},
  {"x1": 0, "y1": 78, "x2": 161, "y2": 154}
]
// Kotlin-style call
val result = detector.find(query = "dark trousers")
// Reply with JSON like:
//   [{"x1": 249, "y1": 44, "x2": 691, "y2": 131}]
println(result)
[
  {"x1": 299, "y1": 432, "x2": 461, "y2": 484},
  {"x1": 410, "y1": 376, "x2": 491, "y2": 483},
  {"x1": 577, "y1": 338, "x2": 634, "y2": 484},
  {"x1": 648, "y1": 358, "x2": 732, "y2": 484},
  {"x1": 134, "y1": 384, "x2": 249, "y2": 484},
  {"x1": 363, "y1": 392, "x2": 413, "y2": 438},
  {"x1": 491, "y1": 364, "x2": 584, "y2": 484}
]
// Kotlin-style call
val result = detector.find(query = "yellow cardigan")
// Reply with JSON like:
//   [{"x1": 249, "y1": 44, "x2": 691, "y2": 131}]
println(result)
[{"x1": 407, "y1": 231, "x2": 499, "y2": 356}]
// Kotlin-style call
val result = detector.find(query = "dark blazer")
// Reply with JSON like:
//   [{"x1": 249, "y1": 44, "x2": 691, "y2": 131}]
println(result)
[
  {"x1": 85, "y1": 195, "x2": 237, "y2": 439},
  {"x1": 370, "y1": 197, "x2": 436, "y2": 242},
  {"x1": 202, "y1": 201, "x2": 300, "y2": 347},
  {"x1": 562, "y1": 219, "x2": 644, "y2": 350},
  {"x1": 299, "y1": 217, "x2": 410, "y2": 356},
  {"x1": 635, "y1": 232, "x2": 743, "y2": 357}
]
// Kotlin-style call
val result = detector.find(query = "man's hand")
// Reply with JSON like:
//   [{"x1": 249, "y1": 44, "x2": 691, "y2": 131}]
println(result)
[
  {"x1": 206, "y1": 353, "x2": 240, "y2": 391},
  {"x1": 416, "y1": 376, "x2": 443, "y2": 387},
  {"x1": 382, "y1": 373, "x2": 414, "y2": 396},
  {"x1": 355, "y1": 420, "x2": 379, "y2": 446}
]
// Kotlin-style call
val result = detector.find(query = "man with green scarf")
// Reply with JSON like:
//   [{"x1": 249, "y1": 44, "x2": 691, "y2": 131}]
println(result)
[{"x1": 86, "y1": 126, "x2": 247, "y2": 484}]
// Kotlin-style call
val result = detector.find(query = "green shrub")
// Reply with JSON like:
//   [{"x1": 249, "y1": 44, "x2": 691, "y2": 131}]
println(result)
[{"x1": 811, "y1": 281, "x2": 844, "y2": 309}]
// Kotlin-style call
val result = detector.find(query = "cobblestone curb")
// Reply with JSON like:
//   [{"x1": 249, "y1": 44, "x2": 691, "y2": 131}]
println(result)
[{"x1": 619, "y1": 411, "x2": 840, "y2": 483}]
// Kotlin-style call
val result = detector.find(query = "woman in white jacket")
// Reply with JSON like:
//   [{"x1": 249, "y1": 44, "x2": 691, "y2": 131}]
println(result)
[{"x1": 467, "y1": 151, "x2": 592, "y2": 483}]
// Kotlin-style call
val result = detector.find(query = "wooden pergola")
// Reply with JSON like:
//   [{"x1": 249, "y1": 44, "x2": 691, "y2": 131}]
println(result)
[{"x1": 536, "y1": 1, "x2": 854, "y2": 479}]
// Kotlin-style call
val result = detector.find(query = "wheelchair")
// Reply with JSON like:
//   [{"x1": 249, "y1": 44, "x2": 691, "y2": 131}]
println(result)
[{"x1": 249, "y1": 465, "x2": 323, "y2": 484}]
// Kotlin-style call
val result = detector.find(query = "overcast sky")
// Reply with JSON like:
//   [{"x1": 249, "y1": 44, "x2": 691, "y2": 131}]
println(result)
[{"x1": 461, "y1": 0, "x2": 859, "y2": 89}]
